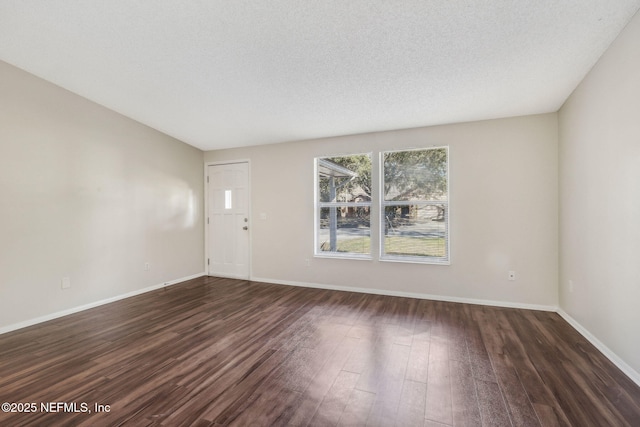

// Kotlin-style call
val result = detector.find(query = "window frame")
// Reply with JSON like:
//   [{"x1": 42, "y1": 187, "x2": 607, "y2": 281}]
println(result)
[
  {"x1": 379, "y1": 147, "x2": 450, "y2": 265},
  {"x1": 314, "y1": 153, "x2": 373, "y2": 260},
  {"x1": 313, "y1": 147, "x2": 450, "y2": 265}
]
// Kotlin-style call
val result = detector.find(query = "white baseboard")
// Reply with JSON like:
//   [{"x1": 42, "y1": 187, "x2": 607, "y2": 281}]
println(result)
[
  {"x1": 0, "y1": 272, "x2": 206, "y2": 336},
  {"x1": 557, "y1": 309, "x2": 640, "y2": 387},
  {"x1": 206, "y1": 272, "x2": 250, "y2": 280},
  {"x1": 250, "y1": 276, "x2": 558, "y2": 312}
]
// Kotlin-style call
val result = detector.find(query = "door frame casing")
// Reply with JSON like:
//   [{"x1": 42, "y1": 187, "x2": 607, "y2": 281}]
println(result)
[{"x1": 204, "y1": 159, "x2": 251, "y2": 279}]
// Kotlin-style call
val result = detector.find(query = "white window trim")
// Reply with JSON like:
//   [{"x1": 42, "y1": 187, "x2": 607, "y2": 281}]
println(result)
[
  {"x1": 379, "y1": 147, "x2": 450, "y2": 265},
  {"x1": 313, "y1": 147, "x2": 450, "y2": 265},
  {"x1": 314, "y1": 154, "x2": 373, "y2": 259}
]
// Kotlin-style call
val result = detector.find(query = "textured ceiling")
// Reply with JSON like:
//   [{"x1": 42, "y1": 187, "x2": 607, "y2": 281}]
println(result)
[{"x1": 1, "y1": 1, "x2": 639, "y2": 151}]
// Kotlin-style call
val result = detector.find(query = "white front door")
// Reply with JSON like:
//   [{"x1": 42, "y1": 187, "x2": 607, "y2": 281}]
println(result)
[{"x1": 207, "y1": 162, "x2": 250, "y2": 279}]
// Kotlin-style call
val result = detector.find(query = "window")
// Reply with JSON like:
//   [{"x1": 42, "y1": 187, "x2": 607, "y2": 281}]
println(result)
[
  {"x1": 315, "y1": 154, "x2": 372, "y2": 258},
  {"x1": 314, "y1": 147, "x2": 449, "y2": 264},
  {"x1": 381, "y1": 147, "x2": 449, "y2": 264}
]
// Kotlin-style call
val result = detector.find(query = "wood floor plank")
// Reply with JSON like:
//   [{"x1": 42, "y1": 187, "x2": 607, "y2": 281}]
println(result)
[
  {"x1": 472, "y1": 306, "x2": 541, "y2": 427},
  {"x1": 337, "y1": 388, "x2": 376, "y2": 427},
  {"x1": 475, "y1": 379, "x2": 512, "y2": 427},
  {"x1": 287, "y1": 336, "x2": 359, "y2": 426},
  {"x1": 424, "y1": 339, "x2": 453, "y2": 425},
  {"x1": 449, "y1": 359, "x2": 482, "y2": 427},
  {"x1": 1, "y1": 276, "x2": 639, "y2": 426},
  {"x1": 396, "y1": 379, "x2": 427, "y2": 427},
  {"x1": 463, "y1": 305, "x2": 498, "y2": 384},
  {"x1": 405, "y1": 339, "x2": 430, "y2": 383},
  {"x1": 364, "y1": 343, "x2": 411, "y2": 426},
  {"x1": 309, "y1": 370, "x2": 360, "y2": 426},
  {"x1": 227, "y1": 386, "x2": 301, "y2": 427}
]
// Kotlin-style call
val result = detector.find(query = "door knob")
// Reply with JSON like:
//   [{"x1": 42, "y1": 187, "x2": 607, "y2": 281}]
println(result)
[{"x1": 243, "y1": 226, "x2": 248, "y2": 230}]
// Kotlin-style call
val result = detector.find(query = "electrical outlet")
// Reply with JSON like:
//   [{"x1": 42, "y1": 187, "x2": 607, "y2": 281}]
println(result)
[
  {"x1": 508, "y1": 271, "x2": 516, "y2": 281},
  {"x1": 304, "y1": 258, "x2": 311, "y2": 267},
  {"x1": 144, "y1": 262, "x2": 150, "y2": 271},
  {"x1": 61, "y1": 277, "x2": 71, "y2": 289},
  {"x1": 569, "y1": 280, "x2": 574, "y2": 293}
]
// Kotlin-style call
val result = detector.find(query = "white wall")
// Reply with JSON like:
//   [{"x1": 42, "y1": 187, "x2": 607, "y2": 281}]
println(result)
[
  {"x1": 559, "y1": 11, "x2": 640, "y2": 376},
  {"x1": 0, "y1": 61, "x2": 205, "y2": 329},
  {"x1": 205, "y1": 113, "x2": 559, "y2": 308}
]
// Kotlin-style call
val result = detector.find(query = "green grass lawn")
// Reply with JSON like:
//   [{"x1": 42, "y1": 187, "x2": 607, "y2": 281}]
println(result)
[{"x1": 326, "y1": 236, "x2": 446, "y2": 257}]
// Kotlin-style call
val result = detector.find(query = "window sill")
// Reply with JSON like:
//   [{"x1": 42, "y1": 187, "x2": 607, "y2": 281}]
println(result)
[
  {"x1": 379, "y1": 255, "x2": 450, "y2": 265},
  {"x1": 314, "y1": 253, "x2": 372, "y2": 261}
]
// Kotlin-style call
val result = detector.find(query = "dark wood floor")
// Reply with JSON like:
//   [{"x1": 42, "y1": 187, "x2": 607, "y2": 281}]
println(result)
[{"x1": 0, "y1": 277, "x2": 639, "y2": 426}]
